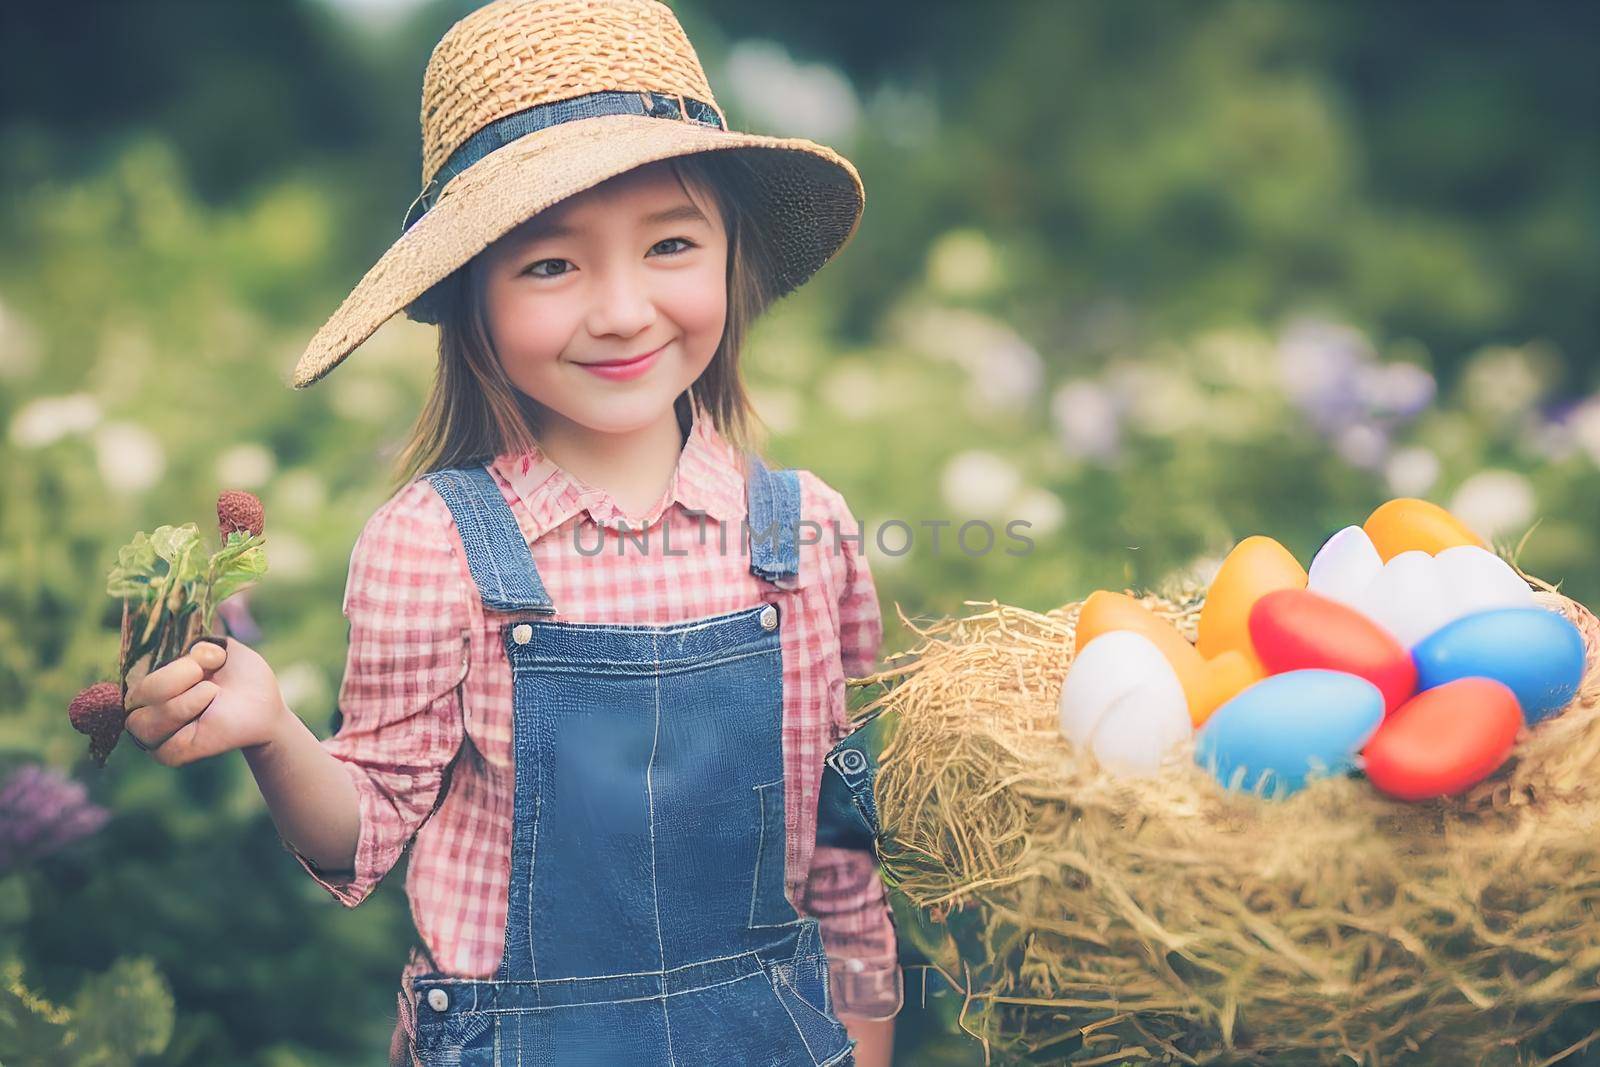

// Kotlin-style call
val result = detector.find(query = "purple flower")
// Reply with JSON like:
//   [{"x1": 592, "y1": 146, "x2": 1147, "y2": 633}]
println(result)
[
  {"x1": 1278, "y1": 318, "x2": 1374, "y2": 433},
  {"x1": 0, "y1": 764, "x2": 110, "y2": 874},
  {"x1": 1358, "y1": 362, "x2": 1436, "y2": 420}
]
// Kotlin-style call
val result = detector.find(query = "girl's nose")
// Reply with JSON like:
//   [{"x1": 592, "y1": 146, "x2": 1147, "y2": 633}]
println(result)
[{"x1": 584, "y1": 266, "x2": 657, "y2": 340}]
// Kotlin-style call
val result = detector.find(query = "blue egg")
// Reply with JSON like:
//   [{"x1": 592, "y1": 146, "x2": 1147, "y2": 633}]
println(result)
[
  {"x1": 1195, "y1": 670, "x2": 1385, "y2": 798},
  {"x1": 1412, "y1": 608, "x2": 1587, "y2": 724}
]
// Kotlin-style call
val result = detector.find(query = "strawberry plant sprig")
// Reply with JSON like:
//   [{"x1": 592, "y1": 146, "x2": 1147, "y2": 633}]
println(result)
[{"x1": 68, "y1": 490, "x2": 269, "y2": 766}]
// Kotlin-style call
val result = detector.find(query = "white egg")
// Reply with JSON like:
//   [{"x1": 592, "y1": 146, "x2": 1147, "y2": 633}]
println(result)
[
  {"x1": 1352, "y1": 550, "x2": 1460, "y2": 648},
  {"x1": 1058, "y1": 630, "x2": 1170, "y2": 746},
  {"x1": 1307, "y1": 525, "x2": 1384, "y2": 607},
  {"x1": 1432, "y1": 545, "x2": 1534, "y2": 616},
  {"x1": 1089, "y1": 683, "x2": 1193, "y2": 777},
  {"x1": 1058, "y1": 630, "x2": 1190, "y2": 776}
]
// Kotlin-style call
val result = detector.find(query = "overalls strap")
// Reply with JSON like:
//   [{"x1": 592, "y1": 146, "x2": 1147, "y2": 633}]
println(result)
[
  {"x1": 744, "y1": 453, "x2": 801, "y2": 586},
  {"x1": 424, "y1": 465, "x2": 556, "y2": 614}
]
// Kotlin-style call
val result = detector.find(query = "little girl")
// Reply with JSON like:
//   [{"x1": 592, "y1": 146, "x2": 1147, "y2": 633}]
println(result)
[{"x1": 121, "y1": 1, "x2": 901, "y2": 1064}]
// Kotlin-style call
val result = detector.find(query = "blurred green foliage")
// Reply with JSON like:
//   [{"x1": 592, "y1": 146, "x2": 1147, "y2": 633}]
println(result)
[{"x1": 1, "y1": 1, "x2": 1596, "y2": 1063}]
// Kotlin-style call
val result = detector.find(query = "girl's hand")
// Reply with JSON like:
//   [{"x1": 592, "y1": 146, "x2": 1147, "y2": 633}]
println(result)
[{"x1": 124, "y1": 638, "x2": 292, "y2": 766}]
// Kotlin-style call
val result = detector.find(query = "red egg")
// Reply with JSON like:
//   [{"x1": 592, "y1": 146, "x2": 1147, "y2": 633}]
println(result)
[
  {"x1": 1362, "y1": 677, "x2": 1524, "y2": 801},
  {"x1": 1249, "y1": 588, "x2": 1416, "y2": 714}
]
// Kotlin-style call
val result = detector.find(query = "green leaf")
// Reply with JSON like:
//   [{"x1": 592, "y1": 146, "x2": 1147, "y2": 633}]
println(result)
[
  {"x1": 149, "y1": 524, "x2": 199, "y2": 565},
  {"x1": 105, "y1": 532, "x2": 159, "y2": 598},
  {"x1": 209, "y1": 544, "x2": 268, "y2": 605},
  {"x1": 0, "y1": 961, "x2": 72, "y2": 1065},
  {"x1": 67, "y1": 956, "x2": 174, "y2": 1066},
  {"x1": 207, "y1": 530, "x2": 263, "y2": 577}
]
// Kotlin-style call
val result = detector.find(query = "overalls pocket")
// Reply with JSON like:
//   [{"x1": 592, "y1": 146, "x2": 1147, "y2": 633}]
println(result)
[
  {"x1": 750, "y1": 778, "x2": 796, "y2": 927},
  {"x1": 816, "y1": 710, "x2": 884, "y2": 851},
  {"x1": 765, "y1": 953, "x2": 852, "y2": 1065}
]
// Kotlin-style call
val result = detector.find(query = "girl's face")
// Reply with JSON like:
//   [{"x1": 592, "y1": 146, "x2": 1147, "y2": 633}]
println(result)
[{"x1": 478, "y1": 161, "x2": 729, "y2": 438}]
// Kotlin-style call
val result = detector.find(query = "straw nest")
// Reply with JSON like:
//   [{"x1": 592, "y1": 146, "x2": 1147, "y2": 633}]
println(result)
[{"x1": 853, "y1": 571, "x2": 1600, "y2": 1066}]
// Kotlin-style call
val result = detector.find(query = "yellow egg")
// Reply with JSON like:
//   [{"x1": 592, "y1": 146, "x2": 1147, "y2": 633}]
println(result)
[
  {"x1": 1363, "y1": 498, "x2": 1485, "y2": 562},
  {"x1": 1075, "y1": 590, "x2": 1262, "y2": 726},
  {"x1": 1196, "y1": 536, "x2": 1308, "y2": 671}
]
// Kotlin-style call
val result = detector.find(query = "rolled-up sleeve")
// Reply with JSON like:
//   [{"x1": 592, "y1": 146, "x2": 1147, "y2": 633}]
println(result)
[
  {"x1": 804, "y1": 481, "x2": 903, "y2": 1020},
  {"x1": 284, "y1": 480, "x2": 471, "y2": 908}
]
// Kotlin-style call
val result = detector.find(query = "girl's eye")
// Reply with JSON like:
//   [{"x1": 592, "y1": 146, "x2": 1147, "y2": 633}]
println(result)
[
  {"x1": 522, "y1": 237, "x2": 697, "y2": 279},
  {"x1": 651, "y1": 237, "x2": 696, "y2": 256}
]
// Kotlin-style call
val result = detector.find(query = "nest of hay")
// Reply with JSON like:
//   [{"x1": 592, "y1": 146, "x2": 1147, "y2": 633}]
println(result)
[{"x1": 857, "y1": 573, "x2": 1600, "y2": 1066}]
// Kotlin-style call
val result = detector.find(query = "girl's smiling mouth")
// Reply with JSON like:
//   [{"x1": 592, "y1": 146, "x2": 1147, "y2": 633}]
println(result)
[{"x1": 576, "y1": 341, "x2": 667, "y2": 381}]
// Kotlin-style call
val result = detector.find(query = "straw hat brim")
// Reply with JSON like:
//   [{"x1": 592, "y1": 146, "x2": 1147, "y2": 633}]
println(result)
[{"x1": 290, "y1": 113, "x2": 864, "y2": 389}]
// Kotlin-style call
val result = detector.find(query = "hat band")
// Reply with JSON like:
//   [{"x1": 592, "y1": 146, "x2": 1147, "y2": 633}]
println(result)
[{"x1": 402, "y1": 89, "x2": 726, "y2": 232}]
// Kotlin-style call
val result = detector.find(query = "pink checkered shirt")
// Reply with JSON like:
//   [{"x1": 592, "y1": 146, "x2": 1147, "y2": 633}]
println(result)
[{"x1": 284, "y1": 405, "x2": 903, "y2": 1038}]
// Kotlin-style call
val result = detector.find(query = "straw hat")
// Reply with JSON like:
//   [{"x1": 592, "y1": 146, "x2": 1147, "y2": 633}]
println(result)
[{"x1": 290, "y1": 0, "x2": 865, "y2": 389}]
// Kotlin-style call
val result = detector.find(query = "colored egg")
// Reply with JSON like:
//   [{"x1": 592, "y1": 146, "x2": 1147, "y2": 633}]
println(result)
[
  {"x1": 1195, "y1": 669, "x2": 1385, "y2": 796},
  {"x1": 1362, "y1": 678, "x2": 1523, "y2": 801},
  {"x1": 1411, "y1": 608, "x2": 1588, "y2": 724},
  {"x1": 1197, "y1": 536, "x2": 1308, "y2": 670},
  {"x1": 1087, "y1": 685, "x2": 1194, "y2": 777},
  {"x1": 1075, "y1": 590, "x2": 1258, "y2": 726},
  {"x1": 1363, "y1": 497, "x2": 1485, "y2": 562},
  {"x1": 1189, "y1": 649, "x2": 1262, "y2": 728},
  {"x1": 1352, "y1": 550, "x2": 1461, "y2": 649},
  {"x1": 1249, "y1": 589, "x2": 1416, "y2": 714},
  {"x1": 1058, "y1": 630, "x2": 1192, "y2": 777},
  {"x1": 1307, "y1": 525, "x2": 1384, "y2": 608},
  {"x1": 1431, "y1": 545, "x2": 1534, "y2": 616}
]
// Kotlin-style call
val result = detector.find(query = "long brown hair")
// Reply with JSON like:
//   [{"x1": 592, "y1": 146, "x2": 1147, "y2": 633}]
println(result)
[{"x1": 388, "y1": 151, "x2": 780, "y2": 496}]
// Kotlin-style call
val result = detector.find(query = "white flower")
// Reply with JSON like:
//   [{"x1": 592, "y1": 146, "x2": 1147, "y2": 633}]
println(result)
[
  {"x1": 940, "y1": 450, "x2": 1021, "y2": 517},
  {"x1": 819, "y1": 360, "x2": 881, "y2": 420},
  {"x1": 862, "y1": 514, "x2": 909, "y2": 570},
  {"x1": 276, "y1": 661, "x2": 329, "y2": 715},
  {"x1": 1050, "y1": 380, "x2": 1120, "y2": 460},
  {"x1": 1277, "y1": 317, "x2": 1374, "y2": 396},
  {"x1": 94, "y1": 423, "x2": 165, "y2": 493},
  {"x1": 9, "y1": 394, "x2": 101, "y2": 448},
  {"x1": 1334, "y1": 422, "x2": 1389, "y2": 470},
  {"x1": 968, "y1": 334, "x2": 1043, "y2": 415},
  {"x1": 1567, "y1": 396, "x2": 1600, "y2": 466},
  {"x1": 926, "y1": 229, "x2": 1001, "y2": 298},
  {"x1": 272, "y1": 469, "x2": 327, "y2": 518},
  {"x1": 215, "y1": 443, "x2": 277, "y2": 489},
  {"x1": 267, "y1": 531, "x2": 317, "y2": 583},
  {"x1": 1459, "y1": 346, "x2": 1553, "y2": 420},
  {"x1": 1448, "y1": 469, "x2": 1536, "y2": 542},
  {"x1": 724, "y1": 41, "x2": 859, "y2": 143},
  {"x1": 892, "y1": 304, "x2": 1041, "y2": 415},
  {"x1": 1384, "y1": 446, "x2": 1441, "y2": 497},
  {"x1": 1010, "y1": 486, "x2": 1066, "y2": 537}
]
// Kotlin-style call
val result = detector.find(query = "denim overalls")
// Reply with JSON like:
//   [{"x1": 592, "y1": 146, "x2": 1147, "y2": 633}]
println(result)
[{"x1": 404, "y1": 453, "x2": 882, "y2": 1067}]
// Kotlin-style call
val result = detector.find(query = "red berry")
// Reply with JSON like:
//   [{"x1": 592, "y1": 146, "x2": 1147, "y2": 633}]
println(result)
[
  {"x1": 217, "y1": 489, "x2": 265, "y2": 539},
  {"x1": 70, "y1": 682, "x2": 128, "y2": 766},
  {"x1": 68, "y1": 682, "x2": 124, "y2": 736}
]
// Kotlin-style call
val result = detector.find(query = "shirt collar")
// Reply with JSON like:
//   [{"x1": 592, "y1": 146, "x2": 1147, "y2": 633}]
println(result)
[{"x1": 491, "y1": 400, "x2": 748, "y2": 539}]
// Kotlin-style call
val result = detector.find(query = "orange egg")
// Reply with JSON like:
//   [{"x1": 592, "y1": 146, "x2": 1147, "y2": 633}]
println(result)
[
  {"x1": 1196, "y1": 536, "x2": 1308, "y2": 672},
  {"x1": 1363, "y1": 498, "x2": 1485, "y2": 562},
  {"x1": 1190, "y1": 649, "x2": 1262, "y2": 727},
  {"x1": 1076, "y1": 590, "x2": 1261, "y2": 726}
]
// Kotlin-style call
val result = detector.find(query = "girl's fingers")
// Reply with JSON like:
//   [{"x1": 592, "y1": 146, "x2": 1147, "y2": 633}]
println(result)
[
  {"x1": 125, "y1": 680, "x2": 220, "y2": 752},
  {"x1": 125, "y1": 651, "x2": 208, "y2": 711}
]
